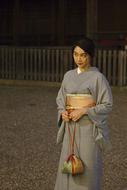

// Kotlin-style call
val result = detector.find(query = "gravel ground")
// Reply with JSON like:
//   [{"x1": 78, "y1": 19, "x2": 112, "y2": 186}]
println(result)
[{"x1": 0, "y1": 85, "x2": 127, "y2": 190}]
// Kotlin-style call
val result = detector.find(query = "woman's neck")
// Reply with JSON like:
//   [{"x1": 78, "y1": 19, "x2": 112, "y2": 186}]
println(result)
[{"x1": 78, "y1": 64, "x2": 90, "y2": 72}]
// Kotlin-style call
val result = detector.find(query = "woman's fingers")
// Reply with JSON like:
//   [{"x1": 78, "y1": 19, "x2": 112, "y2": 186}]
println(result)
[
  {"x1": 62, "y1": 112, "x2": 69, "y2": 121},
  {"x1": 69, "y1": 109, "x2": 84, "y2": 121},
  {"x1": 61, "y1": 108, "x2": 87, "y2": 122},
  {"x1": 72, "y1": 115, "x2": 80, "y2": 121}
]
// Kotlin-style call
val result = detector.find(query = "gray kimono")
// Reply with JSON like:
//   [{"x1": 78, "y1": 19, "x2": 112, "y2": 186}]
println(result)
[{"x1": 54, "y1": 67, "x2": 113, "y2": 190}]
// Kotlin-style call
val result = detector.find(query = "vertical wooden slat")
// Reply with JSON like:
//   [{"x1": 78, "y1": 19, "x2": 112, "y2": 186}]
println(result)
[
  {"x1": 102, "y1": 50, "x2": 107, "y2": 76},
  {"x1": 51, "y1": 49, "x2": 55, "y2": 82},
  {"x1": 25, "y1": 48, "x2": 29, "y2": 80},
  {"x1": 118, "y1": 50, "x2": 124, "y2": 86},
  {"x1": 23, "y1": 48, "x2": 25, "y2": 80},
  {"x1": 42, "y1": 49, "x2": 46, "y2": 81},
  {"x1": 66, "y1": 49, "x2": 70, "y2": 71},
  {"x1": 15, "y1": 47, "x2": 18, "y2": 79},
  {"x1": 12, "y1": 47, "x2": 16, "y2": 79},
  {"x1": 56, "y1": 49, "x2": 59, "y2": 82},
  {"x1": 1, "y1": 47, "x2": 5, "y2": 78},
  {"x1": 64, "y1": 49, "x2": 68, "y2": 73},
  {"x1": 38, "y1": 49, "x2": 41, "y2": 80},
  {"x1": 69, "y1": 48, "x2": 73, "y2": 70},
  {"x1": 60, "y1": 49, "x2": 64, "y2": 81},
  {"x1": 30, "y1": 48, "x2": 33, "y2": 80},
  {"x1": 93, "y1": 49, "x2": 97, "y2": 67},
  {"x1": 33, "y1": 48, "x2": 37, "y2": 80},
  {"x1": 5, "y1": 48, "x2": 8, "y2": 79},
  {"x1": 112, "y1": 50, "x2": 117, "y2": 85},
  {"x1": 123, "y1": 51, "x2": 127, "y2": 85},
  {"x1": 16, "y1": 48, "x2": 20, "y2": 79},
  {"x1": 16, "y1": 48, "x2": 24, "y2": 80},
  {"x1": 8, "y1": 48, "x2": 12, "y2": 79},
  {"x1": 97, "y1": 49, "x2": 102, "y2": 71},
  {"x1": 47, "y1": 49, "x2": 50, "y2": 81},
  {"x1": 21, "y1": 48, "x2": 25, "y2": 80},
  {"x1": 107, "y1": 50, "x2": 112, "y2": 84}
]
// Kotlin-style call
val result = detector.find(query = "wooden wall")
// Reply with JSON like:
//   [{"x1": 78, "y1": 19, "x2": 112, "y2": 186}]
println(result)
[
  {"x1": 0, "y1": 0, "x2": 86, "y2": 46},
  {"x1": 96, "y1": 0, "x2": 127, "y2": 48}
]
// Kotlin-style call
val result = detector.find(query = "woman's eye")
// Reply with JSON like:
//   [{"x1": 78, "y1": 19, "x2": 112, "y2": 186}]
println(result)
[
  {"x1": 74, "y1": 53, "x2": 78, "y2": 57},
  {"x1": 82, "y1": 53, "x2": 87, "y2": 57}
]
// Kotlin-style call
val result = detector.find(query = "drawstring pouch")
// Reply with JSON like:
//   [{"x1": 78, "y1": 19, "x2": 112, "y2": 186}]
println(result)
[{"x1": 61, "y1": 122, "x2": 85, "y2": 175}]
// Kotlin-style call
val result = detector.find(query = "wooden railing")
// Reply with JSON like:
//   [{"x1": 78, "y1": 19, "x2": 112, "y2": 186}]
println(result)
[
  {"x1": 0, "y1": 46, "x2": 127, "y2": 86},
  {"x1": 93, "y1": 49, "x2": 127, "y2": 86}
]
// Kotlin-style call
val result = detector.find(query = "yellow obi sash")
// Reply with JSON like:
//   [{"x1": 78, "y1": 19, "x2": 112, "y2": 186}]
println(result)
[{"x1": 66, "y1": 94, "x2": 96, "y2": 112}]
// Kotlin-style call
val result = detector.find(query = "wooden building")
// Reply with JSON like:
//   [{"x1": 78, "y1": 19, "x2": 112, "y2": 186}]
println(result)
[{"x1": 0, "y1": 0, "x2": 127, "y2": 47}]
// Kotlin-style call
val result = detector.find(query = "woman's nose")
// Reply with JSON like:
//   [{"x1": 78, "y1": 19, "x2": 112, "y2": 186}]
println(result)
[{"x1": 77, "y1": 56, "x2": 82, "y2": 61}]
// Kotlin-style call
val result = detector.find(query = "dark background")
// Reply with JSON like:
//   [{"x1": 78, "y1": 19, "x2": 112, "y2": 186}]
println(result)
[{"x1": 0, "y1": 0, "x2": 127, "y2": 48}]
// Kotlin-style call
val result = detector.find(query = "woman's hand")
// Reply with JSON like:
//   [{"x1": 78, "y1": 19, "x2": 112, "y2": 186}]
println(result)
[
  {"x1": 69, "y1": 107, "x2": 88, "y2": 122},
  {"x1": 61, "y1": 111, "x2": 70, "y2": 122}
]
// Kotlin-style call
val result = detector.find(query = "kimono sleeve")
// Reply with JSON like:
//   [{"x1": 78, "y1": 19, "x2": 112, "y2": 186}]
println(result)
[
  {"x1": 87, "y1": 74, "x2": 113, "y2": 152},
  {"x1": 56, "y1": 77, "x2": 66, "y2": 128},
  {"x1": 87, "y1": 73, "x2": 113, "y2": 127}
]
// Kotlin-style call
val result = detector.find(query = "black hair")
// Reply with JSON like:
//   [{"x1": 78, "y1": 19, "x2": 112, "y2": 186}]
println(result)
[{"x1": 72, "y1": 37, "x2": 95, "y2": 58}]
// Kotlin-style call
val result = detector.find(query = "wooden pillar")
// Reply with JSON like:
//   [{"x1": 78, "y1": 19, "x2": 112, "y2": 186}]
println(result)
[
  {"x1": 57, "y1": 0, "x2": 65, "y2": 45},
  {"x1": 51, "y1": 0, "x2": 56, "y2": 45},
  {"x1": 86, "y1": 0, "x2": 98, "y2": 38},
  {"x1": 13, "y1": 0, "x2": 21, "y2": 45}
]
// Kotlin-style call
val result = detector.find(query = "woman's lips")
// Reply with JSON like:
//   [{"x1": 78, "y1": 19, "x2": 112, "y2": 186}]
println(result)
[{"x1": 78, "y1": 63, "x2": 83, "y2": 65}]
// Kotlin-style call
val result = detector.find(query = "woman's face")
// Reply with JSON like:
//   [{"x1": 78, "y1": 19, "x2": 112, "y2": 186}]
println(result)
[{"x1": 73, "y1": 46, "x2": 91, "y2": 69}]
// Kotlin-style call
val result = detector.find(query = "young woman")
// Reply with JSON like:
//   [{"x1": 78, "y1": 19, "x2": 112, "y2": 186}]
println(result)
[{"x1": 54, "y1": 38, "x2": 113, "y2": 190}]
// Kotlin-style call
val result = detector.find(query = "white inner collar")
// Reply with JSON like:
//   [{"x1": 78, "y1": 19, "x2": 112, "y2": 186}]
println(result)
[{"x1": 77, "y1": 67, "x2": 82, "y2": 74}]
